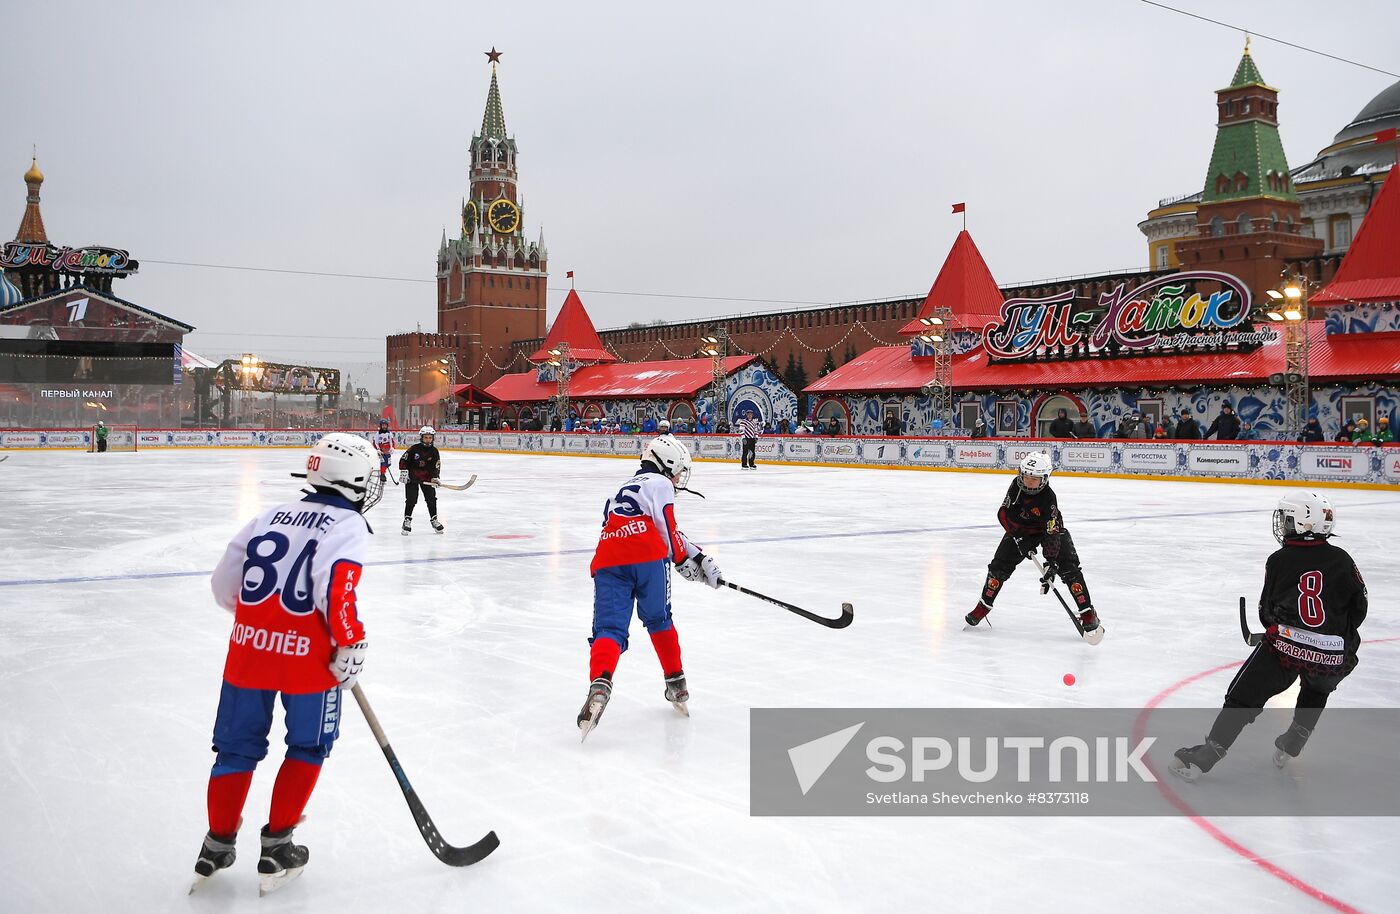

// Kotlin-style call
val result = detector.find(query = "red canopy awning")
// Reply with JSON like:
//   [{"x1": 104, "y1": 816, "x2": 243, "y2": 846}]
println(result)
[
  {"x1": 806, "y1": 324, "x2": 1400, "y2": 394},
  {"x1": 486, "y1": 355, "x2": 756, "y2": 403}
]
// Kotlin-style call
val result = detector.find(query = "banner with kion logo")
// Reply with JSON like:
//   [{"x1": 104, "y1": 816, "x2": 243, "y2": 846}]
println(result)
[{"x1": 1, "y1": 430, "x2": 1395, "y2": 487}]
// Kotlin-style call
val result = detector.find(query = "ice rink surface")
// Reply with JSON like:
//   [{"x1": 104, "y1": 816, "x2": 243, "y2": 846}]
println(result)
[{"x1": 2, "y1": 447, "x2": 1397, "y2": 914}]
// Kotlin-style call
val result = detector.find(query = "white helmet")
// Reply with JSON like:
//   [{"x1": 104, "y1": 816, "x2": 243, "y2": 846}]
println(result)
[
  {"x1": 1273, "y1": 490, "x2": 1335, "y2": 543},
  {"x1": 1017, "y1": 451, "x2": 1052, "y2": 492},
  {"x1": 296, "y1": 433, "x2": 383, "y2": 512},
  {"x1": 419, "y1": 425, "x2": 435, "y2": 438},
  {"x1": 644, "y1": 434, "x2": 692, "y2": 488}
]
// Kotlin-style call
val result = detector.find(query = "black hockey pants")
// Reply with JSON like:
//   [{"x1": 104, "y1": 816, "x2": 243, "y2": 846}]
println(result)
[
  {"x1": 1205, "y1": 642, "x2": 1346, "y2": 750},
  {"x1": 404, "y1": 480, "x2": 438, "y2": 519},
  {"x1": 980, "y1": 531, "x2": 1092, "y2": 611}
]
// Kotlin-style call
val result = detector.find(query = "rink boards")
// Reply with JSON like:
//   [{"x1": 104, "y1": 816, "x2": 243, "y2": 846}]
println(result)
[{"x1": 3, "y1": 427, "x2": 1398, "y2": 488}]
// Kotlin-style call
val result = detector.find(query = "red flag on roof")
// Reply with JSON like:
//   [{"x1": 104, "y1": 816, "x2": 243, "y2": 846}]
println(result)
[
  {"x1": 566, "y1": 270, "x2": 575, "y2": 278},
  {"x1": 951, "y1": 202, "x2": 966, "y2": 213}
]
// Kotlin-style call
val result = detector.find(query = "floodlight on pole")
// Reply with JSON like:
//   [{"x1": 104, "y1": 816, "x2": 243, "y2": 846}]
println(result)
[
  {"x1": 1265, "y1": 289, "x2": 1284, "y2": 300},
  {"x1": 1265, "y1": 311, "x2": 1285, "y2": 321}
]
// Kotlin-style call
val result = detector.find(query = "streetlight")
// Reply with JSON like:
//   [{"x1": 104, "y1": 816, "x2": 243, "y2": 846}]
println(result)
[
  {"x1": 699, "y1": 329, "x2": 727, "y2": 423},
  {"x1": 548, "y1": 343, "x2": 571, "y2": 426},
  {"x1": 1269, "y1": 275, "x2": 1313, "y2": 439}
]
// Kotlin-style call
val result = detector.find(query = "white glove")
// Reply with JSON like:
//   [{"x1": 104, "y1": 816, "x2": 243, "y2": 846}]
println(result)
[
  {"x1": 676, "y1": 552, "x2": 722, "y2": 589},
  {"x1": 328, "y1": 641, "x2": 368, "y2": 689}
]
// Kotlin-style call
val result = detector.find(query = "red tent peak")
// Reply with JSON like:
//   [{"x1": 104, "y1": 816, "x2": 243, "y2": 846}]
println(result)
[
  {"x1": 899, "y1": 230, "x2": 1006, "y2": 335},
  {"x1": 529, "y1": 288, "x2": 619, "y2": 363},
  {"x1": 1312, "y1": 169, "x2": 1400, "y2": 306}
]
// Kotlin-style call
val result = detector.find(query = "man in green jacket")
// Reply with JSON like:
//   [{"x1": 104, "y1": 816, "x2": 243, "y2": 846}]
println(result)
[
  {"x1": 1372, "y1": 417, "x2": 1394, "y2": 445},
  {"x1": 1351, "y1": 418, "x2": 1375, "y2": 445}
]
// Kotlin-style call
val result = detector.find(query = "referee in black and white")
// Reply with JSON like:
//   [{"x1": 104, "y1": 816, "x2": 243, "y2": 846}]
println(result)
[{"x1": 738, "y1": 408, "x2": 762, "y2": 469}]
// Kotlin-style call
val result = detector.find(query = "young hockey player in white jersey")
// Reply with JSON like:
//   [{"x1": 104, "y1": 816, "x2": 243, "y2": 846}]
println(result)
[
  {"x1": 578, "y1": 435, "x2": 722, "y2": 740},
  {"x1": 191, "y1": 433, "x2": 381, "y2": 895},
  {"x1": 372, "y1": 418, "x2": 394, "y2": 481}
]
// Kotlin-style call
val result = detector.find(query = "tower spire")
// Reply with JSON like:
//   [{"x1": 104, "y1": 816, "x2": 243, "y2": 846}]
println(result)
[
  {"x1": 16, "y1": 153, "x2": 47, "y2": 243},
  {"x1": 481, "y1": 48, "x2": 508, "y2": 140}
]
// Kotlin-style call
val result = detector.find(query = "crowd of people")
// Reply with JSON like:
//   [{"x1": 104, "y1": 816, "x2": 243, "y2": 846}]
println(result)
[
  {"x1": 1030, "y1": 405, "x2": 1395, "y2": 445},
  {"x1": 455, "y1": 404, "x2": 1394, "y2": 444}
]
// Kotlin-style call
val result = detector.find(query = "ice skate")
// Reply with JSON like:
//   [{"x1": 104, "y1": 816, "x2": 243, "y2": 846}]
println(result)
[
  {"x1": 188, "y1": 827, "x2": 238, "y2": 894},
  {"x1": 577, "y1": 673, "x2": 613, "y2": 742},
  {"x1": 1078, "y1": 607, "x2": 1105, "y2": 645},
  {"x1": 430, "y1": 515, "x2": 444, "y2": 533},
  {"x1": 401, "y1": 517, "x2": 411, "y2": 536},
  {"x1": 664, "y1": 671, "x2": 689, "y2": 717},
  {"x1": 1273, "y1": 722, "x2": 1312, "y2": 768},
  {"x1": 1169, "y1": 739, "x2": 1226, "y2": 781},
  {"x1": 257, "y1": 824, "x2": 309, "y2": 897},
  {"x1": 964, "y1": 600, "x2": 993, "y2": 628}
]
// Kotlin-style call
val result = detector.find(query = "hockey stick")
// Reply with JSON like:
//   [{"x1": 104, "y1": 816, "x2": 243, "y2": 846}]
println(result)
[
  {"x1": 1239, "y1": 596, "x2": 1263, "y2": 646},
  {"x1": 720, "y1": 580, "x2": 853, "y2": 629},
  {"x1": 386, "y1": 465, "x2": 400, "y2": 486},
  {"x1": 350, "y1": 684, "x2": 499, "y2": 866},
  {"x1": 1029, "y1": 554, "x2": 1103, "y2": 644},
  {"x1": 431, "y1": 474, "x2": 478, "y2": 491}
]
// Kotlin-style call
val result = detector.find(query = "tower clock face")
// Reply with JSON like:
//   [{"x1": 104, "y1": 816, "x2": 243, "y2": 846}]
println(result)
[
  {"x1": 461, "y1": 200, "x2": 477, "y2": 236},
  {"x1": 487, "y1": 199, "x2": 520, "y2": 234}
]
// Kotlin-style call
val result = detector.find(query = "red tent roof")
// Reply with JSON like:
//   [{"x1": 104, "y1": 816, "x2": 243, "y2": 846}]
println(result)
[
  {"x1": 807, "y1": 324, "x2": 1400, "y2": 394},
  {"x1": 450, "y1": 384, "x2": 500, "y2": 405},
  {"x1": 528, "y1": 289, "x2": 618, "y2": 363},
  {"x1": 486, "y1": 355, "x2": 756, "y2": 403},
  {"x1": 1313, "y1": 170, "x2": 1399, "y2": 305},
  {"x1": 899, "y1": 230, "x2": 1005, "y2": 335},
  {"x1": 408, "y1": 387, "x2": 448, "y2": 406}
]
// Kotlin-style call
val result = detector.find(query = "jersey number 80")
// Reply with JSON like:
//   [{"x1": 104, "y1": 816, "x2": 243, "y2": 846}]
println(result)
[{"x1": 241, "y1": 532, "x2": 318, "y2": 615}]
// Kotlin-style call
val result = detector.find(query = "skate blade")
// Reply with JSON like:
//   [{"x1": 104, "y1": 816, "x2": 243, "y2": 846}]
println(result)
[
  {"x1": 1082, "y1": 625, "x2": 1105, "y2": 646},
  {"x1": 579, "y1": 718, "x2": 598, "y2": 743},
  {"x1": 671, "y1": 700, "x2": 690, "y2": 717},
  {"x1": 258, "y1": 865, "x2": 305, "y2": 897},
  {"x1": 188, "y1": 874, "x2": 209, "y2": 895},
  {"x1": 1167, "y1": 759, "x2": 1200, "y2": 782},
  {"x1": 1273, "y1": 749, "x2": 1289, "y2": 769}
]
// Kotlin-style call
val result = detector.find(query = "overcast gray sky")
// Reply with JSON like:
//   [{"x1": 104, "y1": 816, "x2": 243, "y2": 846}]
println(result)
[{"x1": 5, "y1": 0, "x2": 1396, "y2": 394}]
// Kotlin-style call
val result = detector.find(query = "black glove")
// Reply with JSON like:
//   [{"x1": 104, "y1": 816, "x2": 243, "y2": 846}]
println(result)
[
  {"x1": 1039, "y1": 562, "x2": 1059, "y2": 595},
  {"x1": 1015, "y1": 536, "x2": 1039, "y2": 560}
]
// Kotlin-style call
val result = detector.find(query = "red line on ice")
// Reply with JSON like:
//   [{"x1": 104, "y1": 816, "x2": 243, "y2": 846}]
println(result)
[{"x1": 1135, "y1": 636, "x2": 1400, "y2": 914}]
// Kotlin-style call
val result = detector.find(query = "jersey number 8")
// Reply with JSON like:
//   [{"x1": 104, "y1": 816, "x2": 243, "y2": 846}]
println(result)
[
  {"x1": 241, "y1": 532, "x2": 318, "y2": 615},
  {"x1": 1297, "y1": 570, "x2": 1325, "y2": 627}
]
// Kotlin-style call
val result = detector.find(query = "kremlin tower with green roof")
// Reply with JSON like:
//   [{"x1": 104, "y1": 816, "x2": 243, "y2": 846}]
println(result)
[{"x1": 1176, "y1": 41, "x2": 1322, "y2": 293}]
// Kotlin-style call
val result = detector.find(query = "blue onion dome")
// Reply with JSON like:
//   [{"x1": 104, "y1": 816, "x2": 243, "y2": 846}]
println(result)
[{"x1": 0, "y1": 269, "x2": 23, "y2": 308}]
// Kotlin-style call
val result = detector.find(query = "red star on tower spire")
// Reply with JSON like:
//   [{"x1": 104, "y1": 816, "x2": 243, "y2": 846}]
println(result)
[{"x1": 485, "y1": 47, "x2": 502, "y2": 67}]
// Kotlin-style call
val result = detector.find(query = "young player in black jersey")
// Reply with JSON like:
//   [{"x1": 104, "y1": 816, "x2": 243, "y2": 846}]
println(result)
[
  {"x1": 964, "y1": 452, "x2": 1102, "y2": 641},
  {"x1": 398, "y1": 425, "x2": 444, "y2": 535},
  {"x1": 1171, "y1": 491, "x2": 1368, "y2": 780}
]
